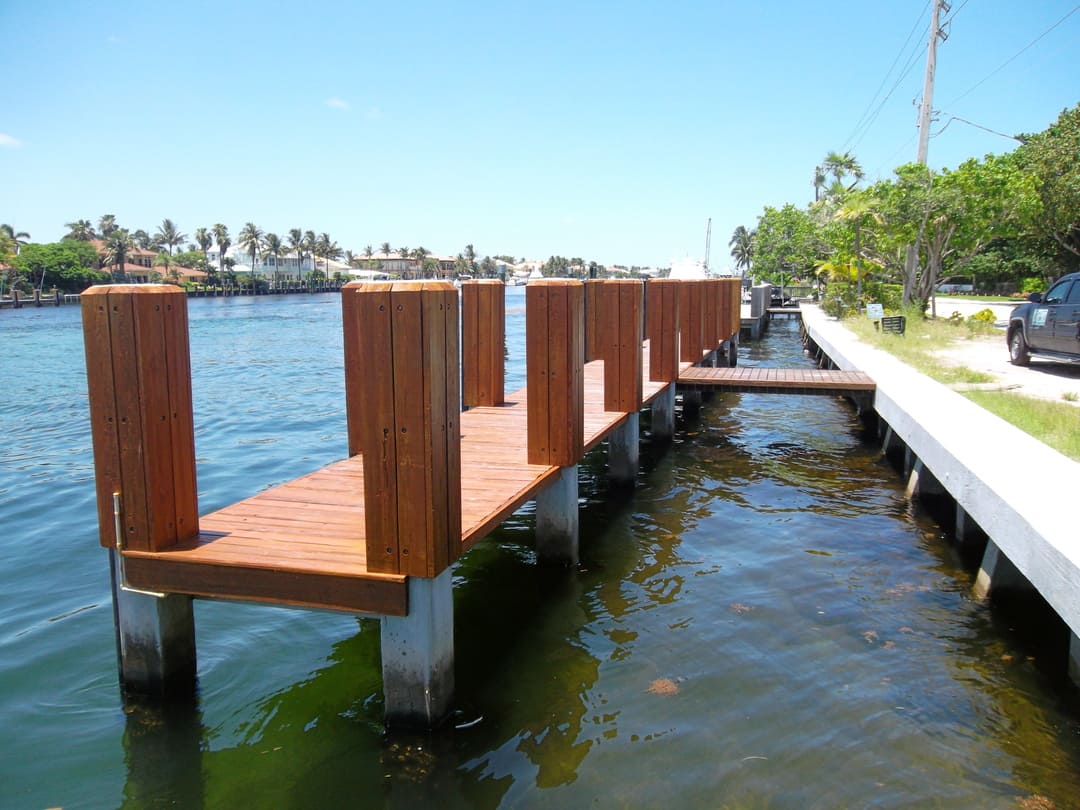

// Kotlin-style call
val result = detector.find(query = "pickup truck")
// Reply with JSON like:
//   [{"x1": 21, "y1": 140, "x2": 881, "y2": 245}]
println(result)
[{"x1": 1007, "y1": 271, "x2": 1080, "y2": 366}]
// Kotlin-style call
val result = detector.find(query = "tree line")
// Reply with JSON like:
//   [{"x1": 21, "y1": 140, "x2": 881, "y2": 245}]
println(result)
[
  {"x1": 729, "y1": 103, "x2": 1079, "y2": 315},
  {"x1": 0, "y1": 215, "x2": 516, "y2": 294}
]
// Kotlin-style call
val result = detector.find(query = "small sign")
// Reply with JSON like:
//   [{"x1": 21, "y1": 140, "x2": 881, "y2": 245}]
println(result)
[
  {"x1": 1032, "y1": 308, "x2": 1048, "y2": 327},
  {"x1": 866, "y1": 303, "x2": 884, "y2": 320}
]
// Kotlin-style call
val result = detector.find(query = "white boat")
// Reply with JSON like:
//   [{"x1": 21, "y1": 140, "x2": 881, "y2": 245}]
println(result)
[{"x1": 668, "y1": 257, "x2": 710, "y2": 280}]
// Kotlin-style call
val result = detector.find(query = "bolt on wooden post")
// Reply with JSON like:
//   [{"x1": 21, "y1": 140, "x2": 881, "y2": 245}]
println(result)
[
  {"x1": 461, "y1": 280, "x2": 505, "y2": 408},
  {"x1": 348, "y1": 282, "x2": 462, "y2": 578}
]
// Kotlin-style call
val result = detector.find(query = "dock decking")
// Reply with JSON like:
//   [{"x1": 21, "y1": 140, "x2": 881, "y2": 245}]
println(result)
[
  {"x1": 679, "y1": 366, "x2": 875, "y2": 397},
  {"x1": 122, "y1": 342, "x2": 675, "y2": 617}
]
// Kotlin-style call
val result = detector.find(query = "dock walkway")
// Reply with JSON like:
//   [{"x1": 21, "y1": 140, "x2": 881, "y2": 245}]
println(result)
[{"x1": 679, "y1": 366, "x2": 874, "y2": 397}]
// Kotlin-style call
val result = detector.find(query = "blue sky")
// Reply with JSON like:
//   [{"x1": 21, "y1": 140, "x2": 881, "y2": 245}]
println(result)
[{"x1": 2, "y1": 1, "x2": 1077, "y2": 269}]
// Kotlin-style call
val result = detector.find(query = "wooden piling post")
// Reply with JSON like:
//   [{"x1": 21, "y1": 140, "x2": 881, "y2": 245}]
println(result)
[
  {"x1": 646, "y1": 280, "x2": 681, "y2": 439},
  {"x1": 526, "y1": 280, "x2": 584, "y2": 467},
  {"x1": 527, "y1": 280, "x2": 584, "y2": 564},
  {"x1": 598, "y1": 280, "x2": 644, "y2": 414},
  {"x1": 678, "y1": 280, "x2": 706, "y2": 363},
  {"x1": 584, "y1": 279, "x2": 603, "y2": 363},
  {"x1": 341, "y1": 281, "x2": 367, "y2": 456},
  {"x1": 81, "y1": 284, "x2": 198, "y2": 696},
  {"x1": 349, "y1": 281, "x2": 461, "y2": 578},
  {"x1": 461, "y1": 280, "x2": 505, "y2": 408},
  {"x1": 597, "y1": 280, "x2": 643, "y2": 484}
]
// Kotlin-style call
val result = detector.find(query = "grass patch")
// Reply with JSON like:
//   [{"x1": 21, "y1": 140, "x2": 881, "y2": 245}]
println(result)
[
  {"x1": 963, "y1": 391, "x2": 1080, "y2": 461},
  {"x1": 844, "y1": 314, "x2": 996, "y2": 385},
  {"x1": 841, "y1": 313, "x2": 1080, "y2": 459}
]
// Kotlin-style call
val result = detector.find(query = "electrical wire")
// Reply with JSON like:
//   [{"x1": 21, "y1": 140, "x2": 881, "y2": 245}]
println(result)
[
  {"x1": 840, "y1": 0, "x2": 932, "y2": 153},
  {"x1": 943, "y1": 4, "x2": 1080, "y2": 108}
]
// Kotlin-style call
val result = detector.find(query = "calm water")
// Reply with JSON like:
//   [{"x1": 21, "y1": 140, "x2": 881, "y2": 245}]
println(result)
[{"x1": 2, "y1": 290, "x2": 1079, "y2": 809}]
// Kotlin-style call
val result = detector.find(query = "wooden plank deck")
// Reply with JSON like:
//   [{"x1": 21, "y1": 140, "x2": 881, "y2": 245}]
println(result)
[
  {"x1": 122, "y1": 348, "x2": 676, "y2": 617},
  {"x1": 679, "y1": 366, "x2": 875, "y2": 396}
]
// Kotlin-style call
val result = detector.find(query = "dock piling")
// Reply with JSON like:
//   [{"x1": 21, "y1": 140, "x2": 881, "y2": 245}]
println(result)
[
  {"x1": 527, "y1": 280, "x2": 585, "y2": 563},
  {"x1": 380, "y1": 569, "x2": 455, "y2": 727},
  {"x1": 461, "y1": 280, "x2": 506, "y2": 408},
  {"x1": 82, "y1": 284, "x2": 199, "y2": 696},
  {"x1": 645, "y1": 280, "x2": 681, "y2": 439}
]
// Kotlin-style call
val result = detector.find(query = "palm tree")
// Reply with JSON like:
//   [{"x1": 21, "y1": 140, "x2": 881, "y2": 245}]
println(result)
[
  {"x1": 813, "y1": 165, "x2": 828, "y2": 203},
  {"x1": 0, "y1": 224, "x2": 30, "y2": 255},
  {"x1": 98, "y1": 214, "x2": 119, "y2": 238},
  {"x1": 103, "y1": 229, "x2": 135, "y2": 281},
  {"x1": 344, "y1": 250, "x2": 357, "y2": 268},
  {"x1": 132, "y1": 229, "x2": 153, "y2": 250},
  {"x1": 194, "y1": 227, "x2": 213, "y2": 264},
  {"x1": 155, "y1": 218, "x2": 187, "y2": 256},
  {"x1": 262, "y1": 232, "x2": 285, "y2": 287},
  {"x1": 822, "y1": 151, "x2": 864, "y2": 194},
  {"x1": 238, "y1": 222, "x2": 264, "y2": 287},
  {"x1": 837, "y1": 191, "x2": 879, "y2": 304},
  {"x1": 379, "y1": 241, "x2": 391, "y2": 257},
  {"x1": 364, "y1": 244, "x2": 374, "y2": 261},
  {"x1": 411, "y1": 246, "x2": 429, "y2": 278},
  {"x1": 303, "y1": 230, "x2": 317, "y2": 278},
  {"x1": 63, "y1": 220, "x2": 96, "y2": 241},
  {"x1": 288, "y1": 228, "x2": 305, "y2": 282},
  {"x1": 315, "y1": 232, "x2": 340, "y2": 276},
  {"x1": 728, "y1": 225, "x2": 754, "y2": 275},
  {"x1": 213, "y1": 223, "x2": 231, "y2": 287}
]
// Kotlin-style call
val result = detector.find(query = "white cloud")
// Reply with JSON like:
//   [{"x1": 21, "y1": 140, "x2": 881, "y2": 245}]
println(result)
[
  {"x1": 326, "y1": 97, "x2": 350, "y2": 111},
  {"x1": 0, "y1": 133, "x2": 21, "y2": 148}
]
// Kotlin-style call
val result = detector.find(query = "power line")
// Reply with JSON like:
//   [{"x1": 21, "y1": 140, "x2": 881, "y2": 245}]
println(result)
[
  {"x1": 848, "y1": 39, "x2": 926, "y2": 153},
  {"x1": 840, "y1": 0, "x2": 931, "y2": 152},
  {"x1": 943, "y1": 4, "x2": 1080, "y2": 108},
  {"x1": 838, "y1": 0, "x2": 933, "y2": 153},
  {"x1": 932, "y1": 113, "x2": 1024, "y2": 141}
]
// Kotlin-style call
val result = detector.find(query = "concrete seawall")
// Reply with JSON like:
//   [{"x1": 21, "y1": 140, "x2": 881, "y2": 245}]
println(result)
[{"x1": 801, "y1": 305, "x2": 1080, "y2": 682}]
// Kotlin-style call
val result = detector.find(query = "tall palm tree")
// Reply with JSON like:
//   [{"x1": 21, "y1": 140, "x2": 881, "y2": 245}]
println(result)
[
  {"x1": 155, "y1": 218, "x2": 187, "y2": 255},
  {"x1": 213, "y1": 223, "x2": 231, "y2": 286},
  {"x1": 98, "y1": 214, "x2": 119, "y2": 238},
  {"x1": 132, "y1": 229, "x2": 153, "y2": 250},
  {"x1": 262, "y1": 232, "x2": 285, "y2": 286},
  {"x1": 411, "y1": 246, "x2": 429, "y2": 278},
  {"x1": 728, "y1": 225, "x2": 754, "y2": 275},
  {"x1": 344, "y1": 250, "x2": 357, "y2": 268},
  {"x1": 194, "y1": 227, "x2": 213, "y2": 264},
  {"x1": 813, "y1": 165, "x2": 827, "y2": 203},
  {"x1": 315, "y1": 233, "x2": 334, "y2": 275},
  {"x1": 364, "y1": 244, "x2": 374, "y2": 260},
  {"x1": 822, "y1": 151, "x2": 864, "y2": 193},
  {"x1": 379, "y1": 241, "x2": 391, "y2": 257},
  {"x1": 0, "y1": 224, "x2": 30, "y2": 254},
  {"x1": 238, "y1": 222, "x2": 264, "y2": 286},
  {"x1": 287, "y1": 228, "x2": 305, "y2": 281},
  {"x1": 303, "y1": 230, "x2": 317, "y2": 277},
  {"x1": 63, "y1": 220, "x2": 95, "y2": 241},
  {"x1": 103, "y1": 229, "x2": 134, "y2": 281}
]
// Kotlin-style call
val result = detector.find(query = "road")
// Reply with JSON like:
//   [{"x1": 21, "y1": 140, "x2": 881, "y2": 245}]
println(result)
[{"x1": 931, "y1": 296, "x2": 1080, "y2": 406}]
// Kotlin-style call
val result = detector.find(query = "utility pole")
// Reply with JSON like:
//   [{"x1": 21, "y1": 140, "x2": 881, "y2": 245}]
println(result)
[
  {"x1": 905, "y1": 0, "x2": 949, "y2": 306},
  {"x1": 916, "y1": 0, "x2": 949, "y2": 165}
]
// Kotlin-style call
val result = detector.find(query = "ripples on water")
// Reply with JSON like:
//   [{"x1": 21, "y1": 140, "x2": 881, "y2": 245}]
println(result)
[{"x1": 1, "y1": 294, "x2": 1079, "y2": 809}]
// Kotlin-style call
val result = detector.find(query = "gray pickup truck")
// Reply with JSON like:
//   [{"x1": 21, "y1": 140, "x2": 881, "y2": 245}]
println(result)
[{"x1": 1007, "y1": 271, "x2": 1080, "y2": 366}]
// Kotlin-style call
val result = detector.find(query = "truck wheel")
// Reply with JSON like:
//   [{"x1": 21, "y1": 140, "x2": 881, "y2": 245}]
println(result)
[{"x1": 1009, "y1": 328, "x2": 1030, "y2": 366}]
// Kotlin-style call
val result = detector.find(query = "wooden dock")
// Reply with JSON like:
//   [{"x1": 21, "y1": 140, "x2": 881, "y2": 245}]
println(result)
[
  {"x1": 679, "y1": 366, "x2": 875, "y2": 397},
  {"x1": 81, "y1": 276, "x2": 842, "y2": 725}
]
